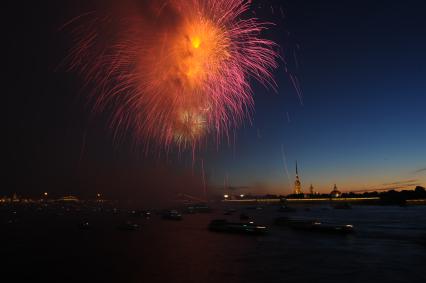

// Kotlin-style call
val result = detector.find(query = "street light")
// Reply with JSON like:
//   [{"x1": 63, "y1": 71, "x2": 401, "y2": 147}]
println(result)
[
  {"x1": 224, "y1": 194, "x2": 229, "y2": 199},
  {"x1": 43, "y1": 192, "x2": 48, "y2": 197},
  {"x1": 240, "y1": 194, "x2": 245, "y2": 198}
]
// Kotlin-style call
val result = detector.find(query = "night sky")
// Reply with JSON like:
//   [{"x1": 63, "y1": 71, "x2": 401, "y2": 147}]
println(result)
[{"x1": 5, "y1": 0, "x2": 426, "y2": 199}]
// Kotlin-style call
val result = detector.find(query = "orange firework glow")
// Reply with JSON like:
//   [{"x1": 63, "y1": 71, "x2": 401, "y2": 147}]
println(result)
[{"x1": 68, "y1": 0, "x2": 278, "y2": 153}]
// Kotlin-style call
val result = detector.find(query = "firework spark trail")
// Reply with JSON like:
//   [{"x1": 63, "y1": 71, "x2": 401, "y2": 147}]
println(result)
[
  {"x1": 67, "y1": 0, "x2": 278, "y2": 153},
  {"x1": 281, "y1": 144, "x2": 292, "y2": 190},
  {"x1": 289, "y1": 73, "x2": 303, "y2": 106}
]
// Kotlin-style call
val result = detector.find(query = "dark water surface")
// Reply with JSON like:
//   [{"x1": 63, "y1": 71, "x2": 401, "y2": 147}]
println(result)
[{"x1": 1, "y1": 205, "x2": 425, "y2": 283}]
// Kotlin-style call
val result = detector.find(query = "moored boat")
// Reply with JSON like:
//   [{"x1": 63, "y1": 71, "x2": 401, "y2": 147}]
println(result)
[
  {"x1": 117, "y1": 221, "x2": 141, "y2": 231},
  {"x1": 208, "y1": 219, "x2": 267, "y2": 235},
  {"x1": 162, "y1": 210, "x2": 182, "y2": 220}
]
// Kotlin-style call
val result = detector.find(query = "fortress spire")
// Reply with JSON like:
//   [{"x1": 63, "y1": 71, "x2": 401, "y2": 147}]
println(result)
[{"x1": 294, "y1": 161, "x2": 302, "y2": 195}]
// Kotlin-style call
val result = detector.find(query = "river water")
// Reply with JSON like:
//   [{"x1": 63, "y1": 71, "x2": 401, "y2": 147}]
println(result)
[{"x1": 1, "y1": 204, "x2": 425, "y2": 283}]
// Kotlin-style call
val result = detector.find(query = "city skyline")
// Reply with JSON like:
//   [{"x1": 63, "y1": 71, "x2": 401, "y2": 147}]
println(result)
[{"x1": 210, "y1": 160, "x2": 425, "y2": 196}]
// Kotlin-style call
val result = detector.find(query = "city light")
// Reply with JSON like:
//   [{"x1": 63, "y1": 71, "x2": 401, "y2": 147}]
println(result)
[{"x1": 224, "y1": 194, "x2": 229, "y2": 199}]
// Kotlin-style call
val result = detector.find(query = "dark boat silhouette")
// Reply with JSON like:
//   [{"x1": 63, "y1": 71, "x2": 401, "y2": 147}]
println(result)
[
  {"x1": 193, "y1": 204, "x2": 212, "y2": 213},
  {"x1": 117, "y1": 221, "x2": 141, "y2": 231},
  {"x1": 184, "y1": 204, "x2": 212, "y2": 214},
  {"x1": 162, "y1": 210, "x2": 182, "y2": 220},
  {"x1": 79, "y1": 221, "x2": 91, "y2": 230},
  {"x1": 208, "y1": 219, "x2": 267, "y2": 235},
  {"x1": 129, "y1": 210, "x2": 151, "y2": 218}
]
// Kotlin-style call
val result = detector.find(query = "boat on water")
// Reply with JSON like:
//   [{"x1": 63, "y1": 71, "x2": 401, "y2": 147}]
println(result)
[
  {"x1": 192, "y1": 204, "x2": 212, "y2": 213},
  {"x1": 184, "y1": 204, "x2": 212, "y2": 214},
  {"x1": 275, "y1": 217, "x2": 355, "y2": 234},
  {"x1": 245, "y1": 206, "x2": 264, "y2": 211},
  {"x1": 129, "y1": 210, "x2": 152, "y2": 218},
  {"x1": 208, "y1": 219, "x2": 267, "y2": 235},
  {"x1": 79, "y1": 221, "x2": 91, "y2": 230},
  {"x1": 117, "y1": 221, "x2": 141, "y2": 231},
  {"x1": 162, "y1": 210, "x2": 182, "y2": 220}
]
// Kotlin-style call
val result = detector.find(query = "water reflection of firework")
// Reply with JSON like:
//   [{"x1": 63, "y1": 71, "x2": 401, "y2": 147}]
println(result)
[{"x1": 68, "y1": 0, "x2": 278, "y2": 152}]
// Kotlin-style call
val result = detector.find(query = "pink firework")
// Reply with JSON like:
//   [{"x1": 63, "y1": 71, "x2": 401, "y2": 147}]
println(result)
[{"x1": 67, "y1": 0, "x2": 279, "y2": 152}]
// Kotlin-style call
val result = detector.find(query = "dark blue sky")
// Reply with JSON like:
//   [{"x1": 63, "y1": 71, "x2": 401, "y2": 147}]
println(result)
[{"x1": 206, "y1": 0, "x2": 426, "y2": 193}]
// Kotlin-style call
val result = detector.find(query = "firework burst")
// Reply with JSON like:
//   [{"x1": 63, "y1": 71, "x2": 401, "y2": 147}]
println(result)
[{"x1": 68, "y1": 0, "x2": 278, "y2": 152}]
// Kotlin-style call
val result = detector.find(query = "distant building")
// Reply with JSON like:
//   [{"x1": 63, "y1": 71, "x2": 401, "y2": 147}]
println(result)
[
  {"x1": 12, "y1": 193, "x2": 19, "y2": 202},
  {"x1": 309, "y1": 184, "x2": 314, "y2": 195},
  {"x1": 294, "y1": 162, "x2": 303, "y2": 194},
  {"x1": 330, "y1": 184, "x2": 342, "y2": 198},
  {"x1": 57, "y1": 196, "x2": 80, "y2": 202}
]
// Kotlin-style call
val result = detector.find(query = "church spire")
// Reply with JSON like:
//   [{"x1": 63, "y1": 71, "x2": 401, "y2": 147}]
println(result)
[{"x1": 294, "y1": 161, "x2": 302, "y2": 195}]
